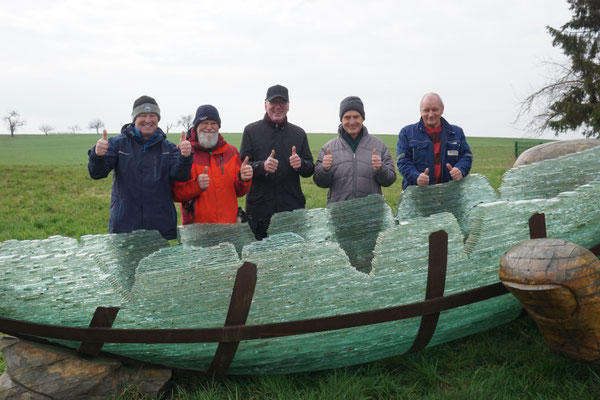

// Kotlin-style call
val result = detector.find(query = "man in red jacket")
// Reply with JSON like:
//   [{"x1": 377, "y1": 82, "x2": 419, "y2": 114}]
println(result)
[{"x1": 172, "y1": 105, "x2": 253, "y2": 224}]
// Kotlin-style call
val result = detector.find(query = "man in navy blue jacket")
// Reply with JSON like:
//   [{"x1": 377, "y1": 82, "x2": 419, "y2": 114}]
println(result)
[
  {"x1": 88, "y1": 95, "x2": 193, "y2": 239},
  {"x1": 397, "y1": 93, "x2": 473, "y2": 190}
]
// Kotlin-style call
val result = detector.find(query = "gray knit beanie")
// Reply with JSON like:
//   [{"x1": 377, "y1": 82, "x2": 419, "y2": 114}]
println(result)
[
  {"x1": 339, "y1": 96, "x2": 365, "y2": 121},
  {"x1": 132, "y1": 95, "x2": 161, "y2": 122}
]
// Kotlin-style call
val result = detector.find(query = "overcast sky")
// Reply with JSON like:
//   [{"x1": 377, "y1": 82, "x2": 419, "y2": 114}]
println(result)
[{"x1": 1, "y1": 0, "x2": 576, "y2": 139}]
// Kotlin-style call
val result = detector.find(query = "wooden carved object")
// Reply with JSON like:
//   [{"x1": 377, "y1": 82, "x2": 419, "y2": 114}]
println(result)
[{"x1": 499, "y1": 238, "x2": 600, "y2": 362}]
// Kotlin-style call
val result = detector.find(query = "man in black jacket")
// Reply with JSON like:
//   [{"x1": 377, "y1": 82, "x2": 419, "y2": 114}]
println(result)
[{"x1": 240, "y1": 84, "x2": 314, "y2": 240}]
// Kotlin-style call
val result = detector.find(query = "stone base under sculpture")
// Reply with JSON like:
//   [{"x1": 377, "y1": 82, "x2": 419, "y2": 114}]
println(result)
[{"x1": 0, "y1": 336, "x2": 171, "y2": 399}]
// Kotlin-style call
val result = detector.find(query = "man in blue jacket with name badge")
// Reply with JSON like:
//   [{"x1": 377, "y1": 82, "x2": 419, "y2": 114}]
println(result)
[{"x1": 397, "y1": 93, "x2": 473, "y2": 190}]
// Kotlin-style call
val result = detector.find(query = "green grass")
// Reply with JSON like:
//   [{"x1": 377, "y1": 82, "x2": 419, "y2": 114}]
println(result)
[{"x1": 4, "y1": 134, "x2": 596, "y2": 400}]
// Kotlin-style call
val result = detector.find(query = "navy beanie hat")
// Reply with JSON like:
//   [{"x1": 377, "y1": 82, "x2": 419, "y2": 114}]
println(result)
[
  {"x1": 339, "y1": 96, "x2": 365, "y2": 121},
  {"x1": 193, "y1": 104, "x2": 221, "y2": 129},
  {"x1": 132, "y1": 95, "x2": 161, "y2": 121}
]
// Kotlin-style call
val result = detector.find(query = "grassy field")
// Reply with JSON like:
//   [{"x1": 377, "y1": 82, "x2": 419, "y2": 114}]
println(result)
[{"x1": 2, "y1": 134, "x2": 600, "y2": 399}]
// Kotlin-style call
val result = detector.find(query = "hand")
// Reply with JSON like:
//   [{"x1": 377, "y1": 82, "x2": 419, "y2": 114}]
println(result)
[
  {"x1": 95, "y1": 129, "x2": 109, "y2": 156},
  {"x1": 264, "y1": 150, "x2": 278, "y2": 173},
  {"x1": 289, "y1": 146, "x2": 301, "y2": 170},
  {"x1": 446, "y1": 163, "x2": 463, "y2": 181},
  {"x1": 371, "y1": 149, "x2": 382, "y2": 171},
  {"x1": 417, "y1": 168, "x2": 430, "y2": 186},
  {"x1": 179, "y1": 131, "x2": 192, "y2": 157},
  {"x1": 197, "y1": 166, "x2": 210, "y2": 190},
  {"x1": 322, "y1": 147, "x2": 333, "y2": 171},
  {"x1": 240, "y1": 156, "x2": 253, "y2": 181}
]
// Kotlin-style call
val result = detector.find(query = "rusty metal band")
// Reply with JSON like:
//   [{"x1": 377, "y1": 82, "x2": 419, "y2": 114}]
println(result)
[
  {"x1": 208, "y1": 262, "x2": 257, "y2": 376},
  {"x1": 529, "y1": 213, "x2": 547, "y2": 239},
  {"x1": 407, "y1": 230, "x2": 448, "y2": 353},
  {"x1": 0, "y1": 282, "x2": 509, "y2": 344}
]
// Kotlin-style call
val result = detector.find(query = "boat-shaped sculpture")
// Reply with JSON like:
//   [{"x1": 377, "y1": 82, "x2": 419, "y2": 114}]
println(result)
[{"x1": 0, "y1": 144, "x2": 599, "y2": 375}]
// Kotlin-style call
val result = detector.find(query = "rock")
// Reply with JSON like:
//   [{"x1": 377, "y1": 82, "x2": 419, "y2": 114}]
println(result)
[
  {"x1": 0, "y1": 336, "x2": 171, "y2": 399},
  {"x1": 514, "y1": 138, "x2": 599, "y2": 167}
]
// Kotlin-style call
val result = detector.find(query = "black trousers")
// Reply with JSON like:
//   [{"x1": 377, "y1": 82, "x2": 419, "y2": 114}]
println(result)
[{"x1": 247, "y1": 216, "x2": 271, "y2": 241}]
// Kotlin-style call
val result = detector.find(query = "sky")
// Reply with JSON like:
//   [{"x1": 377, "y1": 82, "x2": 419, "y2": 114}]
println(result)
[{"x1": 0, "y1": 0, "x2": 577, "y2": 139}]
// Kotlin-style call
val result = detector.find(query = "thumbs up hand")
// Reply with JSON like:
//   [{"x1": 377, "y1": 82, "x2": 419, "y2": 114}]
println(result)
[
  {"x1": 371, "y1": 149, "x2": 382, "y2": 171},
  {"x1": 417, "y1": 168, "x2": 430, "y2": 186},
  {"x1": 322, "y1": 147, "x2": 333, "y2": 171},
  {"x1": 264, "y1": 150, "x2": 278, "y2": 173},
  {"x1": 197, "y1": 166, "x2": 210, "y2": 190},
  {"x1": 446, "y1": 163, "x2": 463, "y2": 181},
  {"x1": 240, "y1": 156, "x2": 253, "y2": 181},
  {"x1": 179, "y1": 131, "x2": 192, "y2": 157},
  {"x1": 289, "y1": 145, "x2": 301, "y2": 169},
  {"x1": 95, "y1": 129, "x2": 109, "y2": 156}
]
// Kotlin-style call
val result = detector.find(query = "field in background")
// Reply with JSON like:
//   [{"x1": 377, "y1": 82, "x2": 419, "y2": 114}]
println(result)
[{"x1": 5, "y1": 134, "x2": 598, "y2": 400}]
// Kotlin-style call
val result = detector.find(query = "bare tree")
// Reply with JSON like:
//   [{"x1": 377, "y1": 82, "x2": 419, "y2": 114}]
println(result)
[
  {"x1": 39, "y1": 124, "x2": 55, "y2": 135},
  {"x1": 177, "y1": 115, "x2": 193, "y2": 131},
  {"x1": 3, "y1": 111, "x2": 26, "y2": 137},
  {"x1": 165, "y1": 122, "x2": 174, "y2": 134},
  {"x1": 88, "y1": 118, "x2": 105, "y2": 134},
  {"x1": 68, "y1": 124, "x2": 80, "y2": 134}
]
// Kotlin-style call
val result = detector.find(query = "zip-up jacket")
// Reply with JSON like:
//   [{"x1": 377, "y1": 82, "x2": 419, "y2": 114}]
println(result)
[
  {"x1": 313, "y1": 125, "x2": 396, "y2": 204},
  {"x1": 172, "y1": 133, "x2": 251, "y2": 224},
  {"x1": 396, "y1": 117, "x2": 473, "y2": 189},
  {"x1": 240, "y1": 114, "x2": 314, "y2": 220},
  {"x1": 88, "y1": 123, "x2": 193, "y2": 239}
]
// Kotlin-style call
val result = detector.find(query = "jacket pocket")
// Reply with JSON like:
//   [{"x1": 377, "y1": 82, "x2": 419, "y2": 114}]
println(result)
[
  {"x1": 409, "y1": 140, "x2": 430, "y2": 167},
  {"x1": 446, "y1": 140, "x2": 460, "y2": 165}
]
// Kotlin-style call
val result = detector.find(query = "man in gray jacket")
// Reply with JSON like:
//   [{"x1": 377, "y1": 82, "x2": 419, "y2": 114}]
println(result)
[{"x1": 314, "y1": 96, "x2": 396, "y2": 204}]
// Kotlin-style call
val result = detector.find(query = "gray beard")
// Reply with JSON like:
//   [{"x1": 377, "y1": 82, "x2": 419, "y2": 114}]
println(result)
[{"x1": 197, "y1": 130, "x2": 219, "y2": 149}]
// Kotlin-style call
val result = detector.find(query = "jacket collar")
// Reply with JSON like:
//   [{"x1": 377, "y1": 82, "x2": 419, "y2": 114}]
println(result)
[{"x1": 263, "y1": 113, "x2": 287, "y2": 129}]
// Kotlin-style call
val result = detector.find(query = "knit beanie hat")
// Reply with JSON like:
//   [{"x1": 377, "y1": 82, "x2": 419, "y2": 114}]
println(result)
[
  {"x1": 339, "y1": 96, "x2": 365, "y2": 121},
  {"x1": 193, "y1": 104, "x2": 221, "y2": 129},
  {"x1": 132, "y1": 95, "x2": 161, "y2": 122}
]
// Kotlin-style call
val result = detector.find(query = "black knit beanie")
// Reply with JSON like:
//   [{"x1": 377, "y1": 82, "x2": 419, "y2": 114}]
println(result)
[
  {"x1": 193, "y1": 105, "x2": 221, "y2": 129},
  {"x1": 132, "y1": 95, "x2": 161, "y2": 121},
  {"x1": 339, "y1": 96, "x2": 365, "y2": 121}
]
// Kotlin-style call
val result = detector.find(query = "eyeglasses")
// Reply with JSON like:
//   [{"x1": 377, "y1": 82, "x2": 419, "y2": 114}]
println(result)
[{"x1": 268, "y1": 99, "x2": 288, "y2": 106}]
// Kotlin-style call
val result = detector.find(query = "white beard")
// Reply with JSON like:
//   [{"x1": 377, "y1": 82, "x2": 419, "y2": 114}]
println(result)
[{"x1": 197, "y1": 130, "x2": 219, "y2": 149}]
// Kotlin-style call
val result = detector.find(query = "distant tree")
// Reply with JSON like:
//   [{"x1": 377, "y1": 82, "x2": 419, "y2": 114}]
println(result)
[
  {"x1": 3, "y1": 111, "x2": 26, "y2": 137},
  {"x1": 165, "y1": 122, "x2": 174, "y2": 134},
  {"x1": 39, "y1": 124, "x2": 55, "y2": 135},
  {"x1": 88, "y1": 118, "x2": 105, "y2": 134},
  {"x1": 178, "y1": 115, "x2": 193, "y2": 131},
  {"x1": 518, "y1": 0, "x2": 600, "y2": 137},
  {"x1": 68, "y1": 124, "x2": 80, "y2": 134}
]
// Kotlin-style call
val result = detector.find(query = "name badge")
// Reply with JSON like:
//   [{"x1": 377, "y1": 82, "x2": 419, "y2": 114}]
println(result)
[{"x1": 447, "y1": 150, "x2": 458, "y2": 157}]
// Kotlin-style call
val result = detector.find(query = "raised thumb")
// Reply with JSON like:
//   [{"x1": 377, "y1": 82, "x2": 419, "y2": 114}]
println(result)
[
  {"x1": 326, "y1": 147, "x2": 331, "y2": 155},
  {"x1": 242, "y1": 156, "x2": 249, "y2": 166},
  {"x1": 102, "y1": 129, "x2": 107, "y2": 140},
  {"x1": 372, "y1": 148, "x2": 377, "y2": 155},
  {"x1": 269, "y1": 150, "x2": 275, "y2": 158},
  {"x1": 291, "y1": 146, "x2": 296, "y2": 155},
  {"x1": 424, "y1": 168, "x2": 430, "y2": 175},
  {"x1": 203, "y1": 166, "x2": 208, "y2": 174},
  {"x1": 446, "y1": 163, "x2": 453, "y2": 171}
]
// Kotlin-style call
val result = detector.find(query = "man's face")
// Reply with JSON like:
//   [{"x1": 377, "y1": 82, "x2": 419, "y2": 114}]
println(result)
[
  {"x1": 265, "y1": 97, "x2": 289, "y2": 123},
  {"x1": 341, "y1": 110, "x2": 364, "y2": 138},
  {"x1": 134, "y1": 113, "x2": 159, "y2": 138},
  {"x1": 420, "y1": 95, "x2": 444, "y2": 129},
  {"x1": 196, "y1": 120, "x2": 220, "y2": 149}
]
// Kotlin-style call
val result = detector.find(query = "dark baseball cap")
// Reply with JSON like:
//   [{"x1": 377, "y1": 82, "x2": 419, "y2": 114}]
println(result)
[{"x1": 265, "y1": 85, "x2": 289, "y2": 102}]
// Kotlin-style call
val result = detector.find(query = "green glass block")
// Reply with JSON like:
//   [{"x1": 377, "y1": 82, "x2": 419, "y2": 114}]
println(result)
[
  {"x1": 178, "y1": 223, "x2": 255, "y2": 256},
  {"x1": 500, "y1": 145, "x2": 600, "y2": 201},
  {"x1": 396, "y1": 174, "x2": 498, "y2": 238}
]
